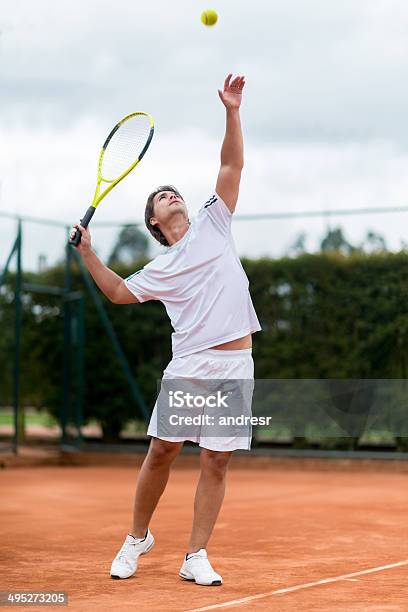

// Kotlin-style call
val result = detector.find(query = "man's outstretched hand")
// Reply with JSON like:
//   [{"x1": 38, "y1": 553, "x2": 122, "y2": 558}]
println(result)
[{"x1": 218, "y1": 73, "x2": 245, "y2": 111}]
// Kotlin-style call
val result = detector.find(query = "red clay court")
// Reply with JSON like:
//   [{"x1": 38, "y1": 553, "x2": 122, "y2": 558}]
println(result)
[{"x1": 1, "y1": 452, "x2": 408, "y2": 611}]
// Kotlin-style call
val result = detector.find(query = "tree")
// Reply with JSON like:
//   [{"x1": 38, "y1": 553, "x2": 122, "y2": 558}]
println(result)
[
  {"x1": 108, "y1": 225, "x2": 149, "y2": 266},
  {"x1": 287, "y1": 232, "x2": 307, "y2": 256},
  {"x1": 360, "y1": 231, "x2": 387, "y2": 254},
  {"x1": 320, "y1": 227, "x2": 355, "y2": 255}
]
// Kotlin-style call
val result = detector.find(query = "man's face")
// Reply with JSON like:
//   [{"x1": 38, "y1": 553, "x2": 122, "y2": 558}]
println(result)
[{"x1": 150, "y1": 190, "x2": 188, "y2": 228}]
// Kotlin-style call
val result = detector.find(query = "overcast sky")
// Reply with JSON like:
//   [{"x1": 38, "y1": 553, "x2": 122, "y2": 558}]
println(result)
[{"x1": 2, "y1": 0, "x2": 408, "y2": 270}]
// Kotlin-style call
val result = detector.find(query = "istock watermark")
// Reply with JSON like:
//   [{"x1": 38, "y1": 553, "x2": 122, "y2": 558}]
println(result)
[
  {"x1": 153, "y1": 378, "x2": 408, "y2": 441},
  {"x1": 168, "y1": 390, "x2": 230, "y2": 409},
  {"x1": 168, "y1": 414, "x2": 272, "y2": 426},
  {"x1": 155, "y1": 378, "x2": 255, "y2": 439}
]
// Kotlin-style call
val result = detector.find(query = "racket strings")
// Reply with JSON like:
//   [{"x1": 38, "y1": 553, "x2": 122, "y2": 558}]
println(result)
[{"x1": 101, "y1": 115, "x2": 152, "y2": 181}]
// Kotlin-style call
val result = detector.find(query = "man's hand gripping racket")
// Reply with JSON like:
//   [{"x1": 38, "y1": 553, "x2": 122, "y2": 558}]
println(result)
[{"x1": 69, "y1": 112, "x2": 154, "y2": 247}]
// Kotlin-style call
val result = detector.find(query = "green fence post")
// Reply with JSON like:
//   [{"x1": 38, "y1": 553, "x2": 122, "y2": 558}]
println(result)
[
  {"x1": 62, "y1": 230, "x2": 73, "y2": 445},
  {"x1": 13, "y1": 221, "x2": 22, "y2": 453},
  {"x1": 0, "y1": 229, "x2": 20, "y2": 452},
  {"x1": 71, "y1": 293, "x2": 85, "y2": 448}
]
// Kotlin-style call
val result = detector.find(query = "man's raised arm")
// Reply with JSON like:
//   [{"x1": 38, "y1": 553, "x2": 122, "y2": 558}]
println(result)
[{"x1": 215, "y1": 73, "x2": 245, "y2": 213}]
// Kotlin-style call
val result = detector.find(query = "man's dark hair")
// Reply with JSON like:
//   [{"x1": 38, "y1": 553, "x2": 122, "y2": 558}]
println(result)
[{"x1": 145, "y1": 185, "x2": 183, "y2": 246}]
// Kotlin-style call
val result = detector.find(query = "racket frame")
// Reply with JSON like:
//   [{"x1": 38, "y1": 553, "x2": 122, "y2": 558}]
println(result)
[{"x1": 69, "y1": 111, "x2": 154, "y2": 246}]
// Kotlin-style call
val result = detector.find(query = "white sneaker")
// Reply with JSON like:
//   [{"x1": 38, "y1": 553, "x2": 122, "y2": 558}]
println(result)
[
  {"x1": 179, "y1": 549, "x2": 222, "y2": 586},
  {"x1": 110, "y1": 529, "x2": 154, "y2": 579}
]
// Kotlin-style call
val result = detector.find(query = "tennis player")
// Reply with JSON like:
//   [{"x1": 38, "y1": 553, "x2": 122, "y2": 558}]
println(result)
[{"x1": 71, "y1": 73, "x2": 261, "y2": 586}]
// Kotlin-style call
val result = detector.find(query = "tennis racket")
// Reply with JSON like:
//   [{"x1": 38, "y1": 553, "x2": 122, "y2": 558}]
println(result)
[{"x1": 69, "y1": 111, "x2": 154, "y2": 246}]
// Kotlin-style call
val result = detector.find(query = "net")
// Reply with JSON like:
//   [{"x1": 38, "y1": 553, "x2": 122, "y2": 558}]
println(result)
[{"x1": 101, "y1": 114, "x2": 152, "y2": 181}]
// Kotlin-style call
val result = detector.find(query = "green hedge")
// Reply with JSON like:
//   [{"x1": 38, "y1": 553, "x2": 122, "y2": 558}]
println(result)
[{"x1": 2, "y1": 251, "x2": 408, "y2": 444}]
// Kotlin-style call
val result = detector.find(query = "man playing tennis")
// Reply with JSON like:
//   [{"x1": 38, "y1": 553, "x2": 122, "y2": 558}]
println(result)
[{"x1": 71, "y1": 73, "x2": 261, "y2": 586}]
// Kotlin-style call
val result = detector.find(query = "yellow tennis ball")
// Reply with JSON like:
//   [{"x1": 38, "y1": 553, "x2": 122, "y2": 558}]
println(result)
[{"x1": 201, "y1": 9, "x2": 218, "y2": 26}]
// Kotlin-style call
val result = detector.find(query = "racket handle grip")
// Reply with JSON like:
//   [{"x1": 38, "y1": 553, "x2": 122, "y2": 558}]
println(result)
[{"x1": 69, "y1": 206, "x2": 96, "y2": 246}]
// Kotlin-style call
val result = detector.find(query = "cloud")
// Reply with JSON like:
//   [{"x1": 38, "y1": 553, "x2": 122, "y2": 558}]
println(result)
[
  {"x1": 2, "y1": 0, "x2": 408, "y2": 270},
  {"x1": 3, "y1": 0, "x2": 408, "y2": 144}
]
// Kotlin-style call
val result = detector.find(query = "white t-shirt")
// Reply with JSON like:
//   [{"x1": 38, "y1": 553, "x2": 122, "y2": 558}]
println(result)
[{"x1": 125, "y1": 192, "x2": 261, "y2": 358}]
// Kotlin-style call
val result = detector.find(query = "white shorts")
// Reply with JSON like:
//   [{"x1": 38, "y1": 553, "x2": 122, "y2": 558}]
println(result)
[{"x1": 147, "y1": 348, "x2": 254, "y2": 452}]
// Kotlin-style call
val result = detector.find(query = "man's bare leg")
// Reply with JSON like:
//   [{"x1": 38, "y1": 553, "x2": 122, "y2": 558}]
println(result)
[
  {"x1": 187, "y1": 449, "x2": 232, "y2": 553},
  {"x1": 131, "y1": 437, "x2": 183, "y2": 538}
]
